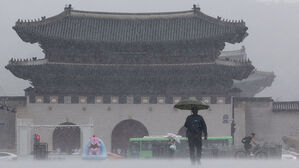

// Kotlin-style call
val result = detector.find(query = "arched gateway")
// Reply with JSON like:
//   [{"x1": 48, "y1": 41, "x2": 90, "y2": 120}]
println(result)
[
  {"x1": 52, "y1": 122, "x2": 80, "y2": 154},
  {"x1": 111, "y1": 119, "x2": 149, "y2": 156}
]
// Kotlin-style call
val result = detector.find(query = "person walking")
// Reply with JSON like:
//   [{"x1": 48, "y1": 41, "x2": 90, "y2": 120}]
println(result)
[{"x1": 184, "y1": 106, "x2": 208, "y2": 165}]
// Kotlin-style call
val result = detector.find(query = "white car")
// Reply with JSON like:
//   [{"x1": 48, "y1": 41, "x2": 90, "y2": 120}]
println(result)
[
  {"x1": 282, "y1": 154, "x2": 297, "y2": 160},
  {"x1": 0, "y1": 152, "x2": 17, "y2": 160}
]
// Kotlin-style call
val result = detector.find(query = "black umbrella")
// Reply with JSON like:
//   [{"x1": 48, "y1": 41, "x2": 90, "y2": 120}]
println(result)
[{"x1": 174, "y1": 100, "x2": 209, "y2": 110}]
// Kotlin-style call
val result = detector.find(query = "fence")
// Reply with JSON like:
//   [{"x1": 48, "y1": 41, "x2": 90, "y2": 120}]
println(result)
[{"x1": 16, "y1": 119, "x2": 93, "y2": 157}]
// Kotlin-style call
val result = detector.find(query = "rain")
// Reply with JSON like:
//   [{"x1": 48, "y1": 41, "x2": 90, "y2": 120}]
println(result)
[{"x1": 1, "y1": 0, "x2": 299, "y2": 167}]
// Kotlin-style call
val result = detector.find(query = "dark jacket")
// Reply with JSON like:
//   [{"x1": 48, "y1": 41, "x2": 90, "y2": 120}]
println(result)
[
  {"x1": 242, "y1": 136, "x2": 252, "y2": 145},
  {"x1": 184, "y1": 114, "x2": 208, "y2": 138}
]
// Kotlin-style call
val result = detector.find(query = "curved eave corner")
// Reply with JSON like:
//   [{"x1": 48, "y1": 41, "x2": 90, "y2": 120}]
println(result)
[
  {"x1": 226, "y1": 27, "x2": 248, "y2": 44},
  {"x1": 13, "y1": 25, "x2": 40, "y2": 44},
  {"x1": 13, "y1": 9, "x2": 68, "y2": 44},
  {"x1": 5, "y1": 64, "x2": 28, "y2": 80}
]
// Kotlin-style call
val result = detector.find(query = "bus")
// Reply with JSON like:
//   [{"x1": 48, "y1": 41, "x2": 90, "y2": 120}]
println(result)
[{"x1": 128, "y1": 136, "x2": 232, "y2": 158}]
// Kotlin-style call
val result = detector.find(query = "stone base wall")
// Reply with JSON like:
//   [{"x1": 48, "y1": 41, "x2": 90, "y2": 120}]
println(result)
[{"x1": 16, "y1": 102, "x2": 232, "y2": 152}]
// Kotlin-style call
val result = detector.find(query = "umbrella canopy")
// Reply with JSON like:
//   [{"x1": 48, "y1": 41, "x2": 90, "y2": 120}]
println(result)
[{"x1": 174, "y1": 99, "x2": 209, "y2": 110}]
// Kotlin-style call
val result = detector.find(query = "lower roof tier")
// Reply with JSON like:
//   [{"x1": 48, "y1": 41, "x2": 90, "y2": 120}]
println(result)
[
  {"x1": 6, "y1": 59, "x2": 254, "y2": 95},
  {"x1": 233, "y1": 70, "x2": 275, "y2": 97}
]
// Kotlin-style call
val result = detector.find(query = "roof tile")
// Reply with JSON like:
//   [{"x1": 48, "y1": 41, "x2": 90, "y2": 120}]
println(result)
[{"x1": 14, "y1": 9, "x2": 247, "y2": 44}]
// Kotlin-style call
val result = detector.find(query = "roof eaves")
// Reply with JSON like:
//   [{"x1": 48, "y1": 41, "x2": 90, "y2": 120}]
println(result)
[
  {"x1": 234, "y1": 97, "x2": 273, "y2": 103},
  {"x1": 14, "y1": 10, "x2": 68, "y2": 28}
]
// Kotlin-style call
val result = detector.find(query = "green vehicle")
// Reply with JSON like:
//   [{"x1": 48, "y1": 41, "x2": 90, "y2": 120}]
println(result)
[{"x1": 128, "y1": 136, "x2": 232, "y2": 158}]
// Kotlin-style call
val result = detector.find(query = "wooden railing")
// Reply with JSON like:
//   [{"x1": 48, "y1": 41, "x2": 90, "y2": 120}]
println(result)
[{"x1": 8, "y1": 58, "x2": 251, "y2": 67}]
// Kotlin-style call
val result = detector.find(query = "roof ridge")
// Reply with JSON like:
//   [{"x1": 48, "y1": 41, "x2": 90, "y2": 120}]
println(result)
[
  {"x1": 14, "y1": 5, "x2": 246, "y2": 27},
  {"x1": 71, "y1": 9, "x2": 194, "y2": 16},
  {"x1": 70, "y1": 8, "x2": 245, "y2": 26}
]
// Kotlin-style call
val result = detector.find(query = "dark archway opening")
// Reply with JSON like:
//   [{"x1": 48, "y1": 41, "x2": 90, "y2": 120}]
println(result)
[
  {"x1": 111, "y1": 119, "x2": 149, "y2": 157},
  {"x1": 53, "y1": 122, "x2": 80, "y2": 154}
]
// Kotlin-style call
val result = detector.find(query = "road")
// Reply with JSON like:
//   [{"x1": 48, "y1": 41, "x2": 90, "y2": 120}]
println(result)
[{"x1": 0, "y1": 159, "x2": 298, "y2": 168}]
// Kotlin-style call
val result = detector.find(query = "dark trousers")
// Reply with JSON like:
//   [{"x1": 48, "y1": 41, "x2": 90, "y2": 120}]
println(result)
[
  {"x1": 188, "y1": 135, "x2": 202, "y2": 164},
  {"x1": 244, "y1": 144, "x2": 252, "y2": 153}
]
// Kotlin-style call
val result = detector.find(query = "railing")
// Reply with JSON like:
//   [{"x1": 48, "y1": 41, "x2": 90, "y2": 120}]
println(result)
[
  {"x1": 218, "y1": 46, "x2": 250, "y2": 65},
  {"x1": 220, "y1": 46, "x2": 246, "y2": 58},
  {"x1": 215, "y1": 59, "x2": 251, "y2": 66},
  {"x1": 8, "y1": 57, "x2": 251, "y2": 67},
  {"x1": 9, "y1": 58, "x2": 48, "y2": 66},
  {"x1": 220, "y1": 50, "x2": 246, "y2": 57}
]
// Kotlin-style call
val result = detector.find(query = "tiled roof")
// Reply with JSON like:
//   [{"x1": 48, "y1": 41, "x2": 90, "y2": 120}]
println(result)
[
  {"x1": 5, "y1": 58, "x2": 254, "y2": 84},
  {"x1": 273, "y1": 102, "x2": 299, "y2": 112},
  {"x1": 13, "y1": 7, "x2": 248, "y2": 44},
  {"x1": 0, "y1": 96, "x2": 26, "y2": 102},
  {"x1": 234, "y1": 70, "x2": 275, "y2": 85},
  {"x1": 233, "y1": 70, "x2": 275, "y2": 97},
  {"x1": 234, "y1": 97, "x2": 273, "y2": 103}
]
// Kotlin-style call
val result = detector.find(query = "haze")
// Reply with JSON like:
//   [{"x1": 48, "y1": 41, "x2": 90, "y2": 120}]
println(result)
[{"x1": 0, "y1": 0, "x2": 299, "y2": 101}]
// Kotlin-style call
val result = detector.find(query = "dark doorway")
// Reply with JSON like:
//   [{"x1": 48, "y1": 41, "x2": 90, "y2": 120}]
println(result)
[
  {"x1": 177, "y1": 126, "x2": 187, "y2": 137},
  {"x1": 52, "y1": 122, "x2": 80, "y2": 154},
  {"x1": 111, "y1": 119, "x2": 148, "y2": 157}
]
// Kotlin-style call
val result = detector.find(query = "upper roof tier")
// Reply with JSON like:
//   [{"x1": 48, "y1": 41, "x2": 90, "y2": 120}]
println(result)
[{"x1": 13, "y1": 5, "x2": 248, "y2": 44}]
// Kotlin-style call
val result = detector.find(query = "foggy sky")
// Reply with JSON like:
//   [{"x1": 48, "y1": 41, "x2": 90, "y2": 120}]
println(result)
[{"x1": 0, "y1": 0, "x2": 298, "y2": 101}]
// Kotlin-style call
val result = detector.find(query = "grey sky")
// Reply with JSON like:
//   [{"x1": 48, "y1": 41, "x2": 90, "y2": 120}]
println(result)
[{"x1": 0, "y1": 0, "x2": 298, "y2": 101}]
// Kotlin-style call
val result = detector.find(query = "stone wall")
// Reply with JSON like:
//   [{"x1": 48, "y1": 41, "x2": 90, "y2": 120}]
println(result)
[
  {"x1": 235, "y1": 98, "x2": 299, "y2": 145},
  {"x1": 16, "y1": 100, "x2": 232, "y2": 152},
  {"x1": 0, "y1": 106, "x2": 16, "y2": 150},
  {"x1": 13, "y1": 96, "x2": 299, "y2": 154},
  {"x1": 233, "y1": 100, "x2": 246, "y2": 145}
]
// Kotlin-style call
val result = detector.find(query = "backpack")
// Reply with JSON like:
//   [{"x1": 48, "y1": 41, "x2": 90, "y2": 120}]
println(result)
[
  {"x1": 190, "y1": 118, "x2": 202, "y2": 133},
  {"x1": 242, "y1": 136, "x2": 251, "y2": 144}
]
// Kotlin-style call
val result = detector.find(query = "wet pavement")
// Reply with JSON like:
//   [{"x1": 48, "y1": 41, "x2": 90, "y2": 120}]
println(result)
[{"x1": 1, "y1": 159, "x2": 298, "y2": 168}]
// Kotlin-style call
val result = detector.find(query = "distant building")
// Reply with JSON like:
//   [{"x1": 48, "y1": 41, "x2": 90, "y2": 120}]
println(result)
[
  {"x1": 233, "y1": 70, "x2": 275, "y2": 97},
  {"x1": 219, "y1": 46, "x2": 275, "y2": 97}
]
